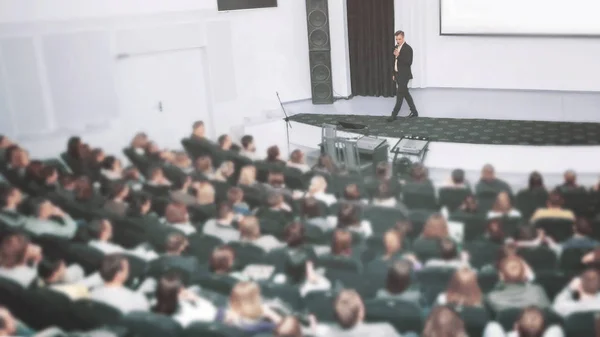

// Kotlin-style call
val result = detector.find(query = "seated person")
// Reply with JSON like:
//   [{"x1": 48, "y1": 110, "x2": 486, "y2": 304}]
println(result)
[
  {"x1": 102, "y1": 182, "x2": 130, "y2": 217},
  {"x1": 436, "y1": 268, "x2": 483, "y2": 307},
  {"x1": 286, "y1": 150, "x2": 310, "y2": 173},
  {"x1": 530, "y1": 191, "x2": 575, "y2": 223},
  {"x1": 371, "y1": 182, "x2": 398, "y2": 208},
  {"x1": 146, "y1": 166, "x2": 172, "y2": 187},
  {"x1": 553, "y1": 268, "x2": 600, "y2": 317},
  {"x1": 210, "y1": 245, "x2": 247, "y2": 281},
  {"x1": 0, "y1": 185, "x2": 27, "y2": 228},
  {"x1": 169, "y1": 175, "x2": 197, "y2": 206},
  {"x1": 331, "y1": 203, "x2": 372, "y2": 238},
  {"x1": 422, "y1": 306, "x2": 467, "y2": 337},
  {"x1": 149, "y1": 233, "x2": 205, "y2": 284},
  {"x1": 36, "y1": 258, "x2": 90, "y2": 300},
  {"x1": 216, "y1": 281, "x2": 282, "y2": 333},
  {"x1": 486, "y1": 255, "x2": 550, "y2": 314},
  {"x1": 89, "y1": 254, "x2": 150, "y2": 313},
  {"x1": 562, "y1": 217, "x2": 600, "y2": 250},
  {"x1": 487, "y1": 191, "x2": 521, "y2": 220},
  {"x1": 314, "y1": 289, "x2": 401, "y2": 337},
  {"x1": 87, "y1": 218, "x2": 158, "y2": 261},
  {"x1": 272, "y1": 250, "x2": 330, "y2": 297},
  {"x1": 306, "y1": 176, "x2": 336, "y2": 206},
  {"x1": 152, "y1": 270, "x2": 217, "y2": 327},
  {"x1": 376, "y1": 260, "x2": 422, "y2": 306},
  {"x1": 0, "y1": 232, "x2": 42, "y2": 287},
  {"x1": 227, "y1": 187, "x2": 251, "y2": 216},
  {"x1": 203, "y1": 202, "x2": 241, "y2": 243},
  {"x1": 23, "y1": 198, "x2": 77, "y2": 239},
  {"x1": 238, "y1": 216, "x2": 284, "y2": 252},
  {"x1": 164, "y1": 202, "x2": 196, "y2": 235},
  {"x1": 425, "y1": 238, "x2": 470, "y2": 269},
  {"x1": 483, "y1": 306, "x2": 565, "y2": 337}
]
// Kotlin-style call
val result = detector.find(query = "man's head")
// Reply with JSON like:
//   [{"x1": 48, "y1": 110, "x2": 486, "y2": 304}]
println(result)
[
  {"x1": 499, "y1": 256, "x2": 527, "y2": 283},
  {"x1": 481, "y1": 164, "x2": 495, "y2": 181},
  {"x1": 580, "y1": 268, "x2": 600, "y2": 296},
  {"x1": 515, "y1": 306, "x2": 545, "y2": 337},
  {"x1": 334, "y1": 289, "x2": 365, "y2": 329},
  {"x1": 218, "y1": 134, "x2": 232, "y2": 150},
  {"x1": 99, "y1": 254, "x2": 129, "y2": 285},
  {"x1": 241, "y1": 135, "x2": 255, "y2": 152},
  {"x1": 192, "y1": 121, "x2": 205, "y2": 138},
  {"x1": 395, "y1": 30, "x2": 405, "y2": 45},
  {"x1": 89, "y1": 219, "x2": 113, "y2": 241},
  {"x1": 38, "y1": 258, "x2": 67, "y2": 284}
]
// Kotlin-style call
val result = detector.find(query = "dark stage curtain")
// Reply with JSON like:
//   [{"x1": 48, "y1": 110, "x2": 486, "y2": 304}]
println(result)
[{"x1": 347, "y1": 0, "x2": 395, "y2": 97}]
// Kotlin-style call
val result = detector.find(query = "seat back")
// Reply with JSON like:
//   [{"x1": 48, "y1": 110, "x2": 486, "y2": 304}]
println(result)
[
  {"x1": 364, "y1": 298, "x2": 423, "y2": 333},
  {"x1": 183, "y1": 322, "x2": 246, "y2": 337},
  {"x1": 439, "y1": 188, "x2": 472, "y2": 213},
  {"x1": 120, "y1": 311, "x2": 182, "y2": 337},
  {"x1": 70, "y1": 299, "x2": 123, "y2": 331},
  {"x1": 534, "y1": 217, "x2": 574, "y2": 242},
  {"x1": 415, "y1": 267, "x2": 455, "y2": 306},
  {"x1": 564, "y1": 311, "x2": 598, "y2": 337}
]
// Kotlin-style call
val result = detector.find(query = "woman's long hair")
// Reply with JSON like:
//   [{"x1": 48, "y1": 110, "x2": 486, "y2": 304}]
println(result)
[{"x1": 153, "y1": 270, "x2": 184, "y2": 316}]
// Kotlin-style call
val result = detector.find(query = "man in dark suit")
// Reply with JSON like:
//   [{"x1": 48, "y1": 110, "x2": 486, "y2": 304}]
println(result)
[{"x1": 388, "y1": 30, "x2": 419, "y2": 122}]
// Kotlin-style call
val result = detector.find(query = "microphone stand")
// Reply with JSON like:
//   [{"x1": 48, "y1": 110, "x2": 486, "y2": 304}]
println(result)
[{"x1": 276, "y1": 91, "x2": 292, "y2": 156}]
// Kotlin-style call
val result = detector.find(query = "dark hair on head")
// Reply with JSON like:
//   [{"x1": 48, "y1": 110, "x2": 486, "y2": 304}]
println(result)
[
  {"x1": 0, "y1": 184, "x2": 17, "y2": 208},
  {"x1": 74, "y1": 176, "x2": 94, "y2": 201},
  {"x1": 574, "y1": 217, "x2": 593, "y2": 236},
  {"x1": 284, "y1": 249, "x2": 309, "y2": 284},
  {"x1": 217, "y1": 201, "x2": 233, "y2": 220},
  {"x1": 107, "y1": 182, "x2": 128, "y2": 200},
  {"x1": 547, "y1": 191, "x2": 564, "y2": 208},
  {"x1": 516, "y1": 306, "x2": 545, "y2": 337},
  {"x1": 267, "y1": 145, "x2": 280, "y2": 162},
  {"x1": 451, "y1": 169, "x2": 465, "y2": 185},
  {"x1": 337, "y1": 203, "x2": 360, "y2": 228},
  {"x1": 171, "y1": 174, "x2": 189, "y2": 191},
  {"x1": 192, "y1": 120, "x2": 204, "y2": 129},
  {"x1": 218, "y1": 134, "x2": 229, "y2": 147},
  {"x1": 209, "y1": 245, "x2": 235, "y2": 274},
  {"x1": 386, "y1": 260, "x2": 412, "y2": 294},
  {"x1": 439, "y1": 238, "x2": 458, "y2": 260},
  {"x1": 41, "y1": 165, "x2": 57, "y2": 181},
  {"x1": 0, "y1": 135, "x2": 5, "y2": 144},
  {"x1": 37, "y1": 257, "x2": 63, "y2": 281},
  {"x1": 241, "y1": 135, "x2": 254, "y2": 149},
  {"x1": 486, "y1": 219, "x2": 505, "y2": 244},
  {"x1": 101, "y1": 156, "x2": 117, "y2": 170},
  {"x1": 227, "y1": 187, "x2": 244, "y2": 204},
  {"x1": 284, "y1": 222, "x2": 305, "y2": 248},
  {"x1": 4, "y1": 145, "x2": 19, "y2": 163},
  {"x1": 422, "y1": 306, "x2": 466, "y2": 337},
  {"x1": 301, "y1": 197, "x2": 322, "y2": 218},
  {"x1": 66, "y1": 136, "x2": 82, "y2": 159},
  {"x1": 0, "y1": 232, "x2": 30, "y2": 268},
  {"x1": 128, "y1": 193, "x2": 151, "y2": 216},
  {"x1": 24, "y1": 160, "x2": 45, "y2": 184},
  {"x1": 99, "y1": 254, "x2": 127, "y2": 282},
  {"x1": 153, "y1": 269, "x2": 184, "y2": 316},
  {"x1": 88, "y1": 218, "x2": 109, "y2": 239},
  {"x1": 289, "y1": 149, "x2": 303, "y2": 164},
  {"x1": 230, "y1": 144, "x2": 241, "y2": 153},
  {"x1": 375, "y1": 182, "x2": 393, "y2": 200},
  {"x1": 528, "y1": 171, "x2": 544, "y2": 189},
  {"x1": 395, "y1": 30, "x2": 405, "y2": 37}
]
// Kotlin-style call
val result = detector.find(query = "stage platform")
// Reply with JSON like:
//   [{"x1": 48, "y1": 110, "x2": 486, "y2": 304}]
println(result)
[
  {"x1": 288, "y1": 113, "x2": 600, "y2": 146},
  {"x1": 241, "y1": 92, "x2": 600, "y2": 191}
]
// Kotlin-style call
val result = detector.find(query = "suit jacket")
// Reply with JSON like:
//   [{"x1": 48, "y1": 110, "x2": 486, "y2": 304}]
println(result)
[{"x1": 394, "y1": 43, "x2": 413, "y2": 82}]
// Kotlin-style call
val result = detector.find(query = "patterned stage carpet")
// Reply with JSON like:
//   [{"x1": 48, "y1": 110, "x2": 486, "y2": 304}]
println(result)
[{"x1": 288, "y1": 113, "x2": 600, "y2": 146}]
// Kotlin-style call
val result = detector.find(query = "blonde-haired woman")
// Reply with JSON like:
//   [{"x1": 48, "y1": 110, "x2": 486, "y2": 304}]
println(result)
[
  {"x1": 487, "y1": 191, "x2": 521, "y2": 220},
  {"x1": 306, "y1": 175, "x2": 336, "y2": 206},
  {"x1": 216, "y1": 281, "x2": 282, "y2": 333}
]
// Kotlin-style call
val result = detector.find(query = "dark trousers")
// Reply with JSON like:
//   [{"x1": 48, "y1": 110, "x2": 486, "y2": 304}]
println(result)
[{"x1": 391, "y1": 76, "x2": 417, "y2": 117}]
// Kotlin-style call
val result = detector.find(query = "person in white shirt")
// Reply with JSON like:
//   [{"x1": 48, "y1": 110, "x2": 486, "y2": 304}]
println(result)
[
  {"x1": 306, "y1": 176, "x2": 336, "y2": 206},
  {"x1": 87, "y1": 219, "x2": 158, "y2": 261},
  {"x1": 553, "y1": 269, "x2": 600, "y2": 317},
  {"x1": 240, "y1": 135, "x2": 261, "y2": 161},
  {"x1": 0, "y1": 232, "x2": 42, "y2": 287},
  {"x1": 24, "y1": 199, "x2": 78, "y2": 239},
  {"x1": 329, "y1": 203, "x2": 372, "y2": 237},
  {"x1": 487, "y1": 191, "x2": 522, "y2": 220},
  {"x1": 164, "y1": 203, "x2": 196, "y2": 235},
  {"x1": 89, "y1": 254, "x2": 150, "y2": 313},
  {"x1": 152, "y1": 270, "x2": 217, "y2": 327}
]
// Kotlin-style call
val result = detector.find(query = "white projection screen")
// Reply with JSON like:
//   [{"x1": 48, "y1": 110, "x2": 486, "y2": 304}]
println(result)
[{"x1": 440, "y1": 0, "x2": 600, "y2": 36}]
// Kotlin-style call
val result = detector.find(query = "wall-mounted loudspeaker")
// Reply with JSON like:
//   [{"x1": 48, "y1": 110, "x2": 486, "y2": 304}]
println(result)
[{"x1": 306, "y1": 0, "x2": 334, "y2": 104}]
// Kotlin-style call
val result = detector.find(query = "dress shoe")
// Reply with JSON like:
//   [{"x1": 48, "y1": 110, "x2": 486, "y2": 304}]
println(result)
[{"x1": 407, "y1": 112, "x2": 419, "y2": 118}]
